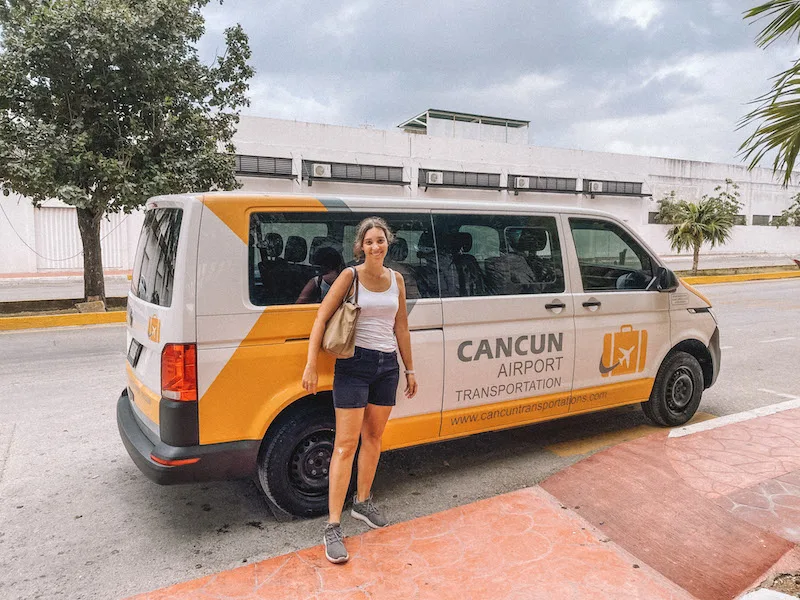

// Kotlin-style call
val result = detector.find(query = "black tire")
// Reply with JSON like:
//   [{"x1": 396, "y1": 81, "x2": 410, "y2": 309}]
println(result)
[
  {"x1": 641, "y1": 351, "x2": 704, "y2": 427},
  {"x1": 640, "y1": 390, "x2": 664, "y2": 426},
  {"x1": 257, "y1": 403, "x2": 336, "y2": 518}
]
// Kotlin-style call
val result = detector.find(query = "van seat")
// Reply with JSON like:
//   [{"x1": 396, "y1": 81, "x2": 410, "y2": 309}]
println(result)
[
  {"x1": 284, "y1": 236, "x2": 315, "y2": 301},
  {"x1": 515, "y1": 228, "x2": 551, "y2": 281},
  {"x1": 413, "y1": 230, "x2": 443, "y2": 298},
  {"x1": 258, "y1": 233, "x2": 291, "y2": 302},
  {"x1": 310, "y1": 236, "x2": 343, "y2": 267},
  {"x1": 386, "y1": 237, "x2": 420, "y2": 299},
  {"x1": 448, "y1": 232, "x2": 485, "y2": 297}
]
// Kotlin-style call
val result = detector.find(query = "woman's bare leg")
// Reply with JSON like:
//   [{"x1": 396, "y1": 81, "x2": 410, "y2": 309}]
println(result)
[
  {"x1": 327, "y1": 407, "x2": 365, "y2": 523},
  {"x1": 356, "y1": 404, "x2": 393, "y2": 501}
]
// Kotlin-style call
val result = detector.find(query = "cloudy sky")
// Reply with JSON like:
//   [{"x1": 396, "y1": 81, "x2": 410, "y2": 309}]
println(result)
[{"x1": 200, "y1": 0, "x2": 795, "y2": 165}]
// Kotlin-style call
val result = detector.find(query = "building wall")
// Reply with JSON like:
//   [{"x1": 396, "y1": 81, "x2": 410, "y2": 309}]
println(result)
[
  {"x1": 0, "y1": 194, "x2": 144, "y2": 275},
  {"x1": 234, "y1": 115, "x2": 800, "y2": 256},
  {"x1": 1, "y1": 114, "x2": 798, "y2": 275}
]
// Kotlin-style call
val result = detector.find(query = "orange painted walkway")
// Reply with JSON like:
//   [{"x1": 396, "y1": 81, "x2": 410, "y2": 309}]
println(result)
[
  {"x1": 127, "y1": 407, "x2": 800, "y2": 600},
  {"x1": 128, "y1": 487, "x2": 690, "y2": 600}
]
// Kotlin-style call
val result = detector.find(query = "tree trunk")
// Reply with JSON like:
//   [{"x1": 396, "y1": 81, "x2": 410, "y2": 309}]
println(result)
[
  {"x1": 76, "y1": 207, "x2": 106, "y2": 303},
  {"x1": 692, "y1": 242, "x2": 701, "y2": 276}
]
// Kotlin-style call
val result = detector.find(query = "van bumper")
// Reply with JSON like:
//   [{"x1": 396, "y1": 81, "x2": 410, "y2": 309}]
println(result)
[
  {"x1": 117, "y1": 388, "x2": 260, "y2": 485},
  {"x1": 708, "y1": 327, "x2": 721, "y2": 387}
]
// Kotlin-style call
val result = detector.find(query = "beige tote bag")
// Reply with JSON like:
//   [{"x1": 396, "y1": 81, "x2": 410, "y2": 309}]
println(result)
[{"x1": 322, "y1": 267, "x2": 361, "y2": 359}]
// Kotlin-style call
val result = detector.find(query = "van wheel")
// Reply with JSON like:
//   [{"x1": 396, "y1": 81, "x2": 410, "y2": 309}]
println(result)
[
  {"x1": 641, "y1": 351, "x2": 703, "y2": 427},
  {"x1": 257, "y1": 404, "x2": 336, "y2": 518}
]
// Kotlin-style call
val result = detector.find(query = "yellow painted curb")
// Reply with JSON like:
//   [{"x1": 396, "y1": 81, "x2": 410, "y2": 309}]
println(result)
[
  {"x1": 681, "y1": 271, "x2": 800, "y2": 285},
  {"x1": 0, "y1": 311, "x2": 126, "y2": 331}
]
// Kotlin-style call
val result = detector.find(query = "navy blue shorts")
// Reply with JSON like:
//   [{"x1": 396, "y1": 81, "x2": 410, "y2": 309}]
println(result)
[{"x1": 333, "y1": 346, "x2": 400, "y2": 409}]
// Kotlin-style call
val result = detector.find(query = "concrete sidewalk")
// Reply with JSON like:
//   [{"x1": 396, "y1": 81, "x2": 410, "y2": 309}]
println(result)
[
  {"x1": 660, "y1": 253, "x2": 798, "y2": 273},
  {"x1": 0, "y1": 269, "x2": 132, "y2": 302},
  {"x1": 126, "y1": 403, "x2": 800, "y2": 600}
]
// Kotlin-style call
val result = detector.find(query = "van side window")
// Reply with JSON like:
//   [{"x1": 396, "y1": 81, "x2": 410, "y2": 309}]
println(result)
[
  {"x1": 249, "y1": 212, "x2": 436, "y2": 306},
  {"x1": 432, "y1": 214, "x2": 565, "y2": 297},
  {"x1": 569, "y1": 218, "x2": 654, "y2": 291},
  {"x1": 131, "y1": 208, "x2": 182, "y2": 307}
]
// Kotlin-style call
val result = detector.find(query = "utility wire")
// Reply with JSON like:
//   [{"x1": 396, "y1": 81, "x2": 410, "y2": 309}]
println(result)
[{"x1": 0, "y1": 201, "x2": 131, "y2": 263}]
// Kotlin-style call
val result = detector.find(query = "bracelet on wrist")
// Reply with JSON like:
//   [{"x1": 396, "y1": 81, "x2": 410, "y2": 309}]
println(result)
[{"x1": 404, "y1": 369, "x2": 415, "y2": 375}]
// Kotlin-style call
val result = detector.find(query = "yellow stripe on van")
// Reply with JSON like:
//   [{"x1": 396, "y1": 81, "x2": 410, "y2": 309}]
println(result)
[
  {"x1": 382, "y1": 412, "x2": 442, "y2": 451},
  {"x1": 198, "y1": 307, "x2": 336, "y2": 444},
  {"x1": 681, "y1": 279, "x2": 712, "y2": 306},
  {"x1": 126, "y1": 363, "x2": 160, "y2": 426},
  {"x1": 438, "y1": 379, "x2": 654, "y2": 439},
  {"x1": 200, "y1": 195, "x2": 327, "y2": 245}
]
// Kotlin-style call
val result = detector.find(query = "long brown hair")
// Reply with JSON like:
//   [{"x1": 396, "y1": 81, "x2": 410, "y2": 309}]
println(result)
[{"x1": 353, "y1": 216, "x2": 394, "y2": 260}]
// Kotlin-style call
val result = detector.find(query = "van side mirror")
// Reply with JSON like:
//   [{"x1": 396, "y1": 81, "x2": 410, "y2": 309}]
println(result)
[{"x1": 652, "y1": 266, "x2": 679, "y2": 292}]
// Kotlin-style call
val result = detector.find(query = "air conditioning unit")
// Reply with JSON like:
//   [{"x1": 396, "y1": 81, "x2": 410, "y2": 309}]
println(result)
[
  {"x1": 312, "y1": 163, "x2": 332, "y2": 178},
  {"x1": 589, "y1": 181, "x2": 603, "y2": 193},
  {"x1": 514, "y1": 177, "x2": 530, "y2": 189},
  {"x1": 426, "y1": 171, "x2": 444, "y2": 185}
]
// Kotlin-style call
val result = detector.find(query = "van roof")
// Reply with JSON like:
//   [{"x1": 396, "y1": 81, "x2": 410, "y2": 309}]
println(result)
[{"x1": 148, "y1": 191, "x2": 619, "y2": 220}]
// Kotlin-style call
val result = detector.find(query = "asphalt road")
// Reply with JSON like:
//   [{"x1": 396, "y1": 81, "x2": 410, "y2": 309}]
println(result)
[{"x1": 0, "y1": 278, "x2": 798, "y2": 599}]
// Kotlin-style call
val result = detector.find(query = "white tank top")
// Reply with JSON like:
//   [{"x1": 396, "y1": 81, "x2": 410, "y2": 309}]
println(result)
[{"x1": 354, "y1": 268, "x2": 399, "y2": 353}]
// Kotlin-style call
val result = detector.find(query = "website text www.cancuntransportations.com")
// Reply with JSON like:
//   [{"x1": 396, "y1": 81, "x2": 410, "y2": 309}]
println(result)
[{"x1": 449, "y1": 390, "x2": 609, "y2": 426}]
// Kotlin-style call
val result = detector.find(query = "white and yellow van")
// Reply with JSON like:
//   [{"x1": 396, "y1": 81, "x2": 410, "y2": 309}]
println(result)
[{"x1": 117, "y1": 193, "x2": 720, "y2": 517}]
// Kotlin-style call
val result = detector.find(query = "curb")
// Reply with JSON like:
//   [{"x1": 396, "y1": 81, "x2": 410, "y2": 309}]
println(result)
[
  {"x1": 680, "y1": 271, "x2": 800, "y2": 285},
  {"x1": 0, "y1": 311, "x2": 126, "y2": 331}
]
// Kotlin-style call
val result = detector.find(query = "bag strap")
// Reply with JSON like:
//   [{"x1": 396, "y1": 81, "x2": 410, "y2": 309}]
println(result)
[
  {"x1": 342, "y1": 266, "x2": 358, "y2": 305},
  {"x1": 350, "y1": 267, "x2": 359, "y2": 304}
]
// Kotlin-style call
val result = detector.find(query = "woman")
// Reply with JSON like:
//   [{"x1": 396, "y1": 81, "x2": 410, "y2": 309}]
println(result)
[{"x1": 302, "y1": 217, "x2": 418, "y2": 564}]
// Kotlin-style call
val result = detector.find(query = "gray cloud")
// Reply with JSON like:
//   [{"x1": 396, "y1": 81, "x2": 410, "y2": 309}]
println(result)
[{"x1": 200, "y1": 0, "x2": 794, "y2": 163}]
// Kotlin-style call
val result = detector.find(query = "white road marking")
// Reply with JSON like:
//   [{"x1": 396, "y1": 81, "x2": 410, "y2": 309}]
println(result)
[
  {"x1": 758, "y1": 389, "x2": 800, "y2": 401},
  {"x1": 669, "y1": 391, "x2": 800, "y2": 438},
  {"x1": 758, "y1": 337, "x2": 796, "y2": 343}
]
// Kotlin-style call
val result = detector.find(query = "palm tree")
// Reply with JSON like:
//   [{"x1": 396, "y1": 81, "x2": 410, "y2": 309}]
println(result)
[
  {"x1": 657, "y1": 197, "x2": 736, "y2": 275},
  {"x1": 739, "y1": 1, "x2": 800, "y2": 185}
]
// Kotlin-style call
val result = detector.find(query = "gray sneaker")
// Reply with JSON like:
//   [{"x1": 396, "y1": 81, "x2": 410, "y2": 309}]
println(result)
[
  {"x1": 323, "y1": 522, "x2": 349, "y2": 564},
  {"x1": 350, "y1": 494, "x2": 389, "y2": 528}
]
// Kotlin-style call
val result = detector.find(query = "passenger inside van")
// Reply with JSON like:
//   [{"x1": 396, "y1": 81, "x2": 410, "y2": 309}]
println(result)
[{"x1": 296, "y1": 245, "x2": 345, "y2": 303}]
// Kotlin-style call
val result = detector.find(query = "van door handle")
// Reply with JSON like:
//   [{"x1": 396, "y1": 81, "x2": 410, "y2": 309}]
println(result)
[
  {"x1": 582, "y1": 300, "x2": 602, "y2": 308},
  {"x1": 545, "y1": 301, "x2": 566, "y2": 310}
]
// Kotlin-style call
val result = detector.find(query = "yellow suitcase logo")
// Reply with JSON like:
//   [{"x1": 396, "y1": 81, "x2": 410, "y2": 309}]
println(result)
[
  {"x1": 600, "y1": 324, "x2": 647, "y2": 377},
  {"x1": 148, "y1": 315, "x2": 161, "y2": 344}
]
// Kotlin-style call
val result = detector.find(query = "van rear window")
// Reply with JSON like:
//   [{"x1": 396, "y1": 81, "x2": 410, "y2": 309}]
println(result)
[{"x1": 131, "y1": 208, "x2": 183, "y2": 307}]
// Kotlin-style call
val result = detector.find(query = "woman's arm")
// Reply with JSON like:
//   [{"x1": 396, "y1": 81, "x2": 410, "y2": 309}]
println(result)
[
  {"x1": 295, "y1": 277, "x2": 318, "y2": 304},
  {"x1": 302, "y1": 268, "x2": 356, "y2": 394},
  {"x1": 393, "y1": 272, "x2": 418, "y2": 398}
]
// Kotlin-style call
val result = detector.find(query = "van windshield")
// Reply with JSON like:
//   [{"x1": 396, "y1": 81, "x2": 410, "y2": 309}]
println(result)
[{"x1": 131, "y1": 208, "x2": 183, "y2": 307}]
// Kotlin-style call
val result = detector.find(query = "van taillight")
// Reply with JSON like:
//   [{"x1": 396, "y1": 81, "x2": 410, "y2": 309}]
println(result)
[{"x1": 161, "y1": 344, "x2": 197, "y2": 401}]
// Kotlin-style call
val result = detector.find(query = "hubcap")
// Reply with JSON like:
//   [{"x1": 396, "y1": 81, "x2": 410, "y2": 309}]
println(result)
[
  {"x1": 667, "y1": 367, "x2": 694, "y2": 411},
  {"x1": 289, "y1": 429, "x2": 334, "y2": 496}
]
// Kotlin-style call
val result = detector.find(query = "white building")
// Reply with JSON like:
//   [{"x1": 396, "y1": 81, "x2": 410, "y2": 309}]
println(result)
[{"x1": 2, "y1": 109, "x2": 799, "y2": 276}]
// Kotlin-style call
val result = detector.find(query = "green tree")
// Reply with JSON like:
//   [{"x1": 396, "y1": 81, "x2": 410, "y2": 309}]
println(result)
[
  {"x1": 0, "y1": 0, "x2": 253, "y2": 302},
  {"x1": 772, "y1": 193, "x2": 800, "y2": 225},
  {"x1": 657, "y1": 181, "x2": 742, "y2": 275},
  {"x1": 739, "y1": 0, "x2": 800, "y2": 185}
]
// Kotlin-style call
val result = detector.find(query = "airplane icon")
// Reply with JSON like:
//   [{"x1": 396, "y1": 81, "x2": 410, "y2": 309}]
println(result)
[{"x1": 617, "y1": 346, "x2": 635, "y2": 368}]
